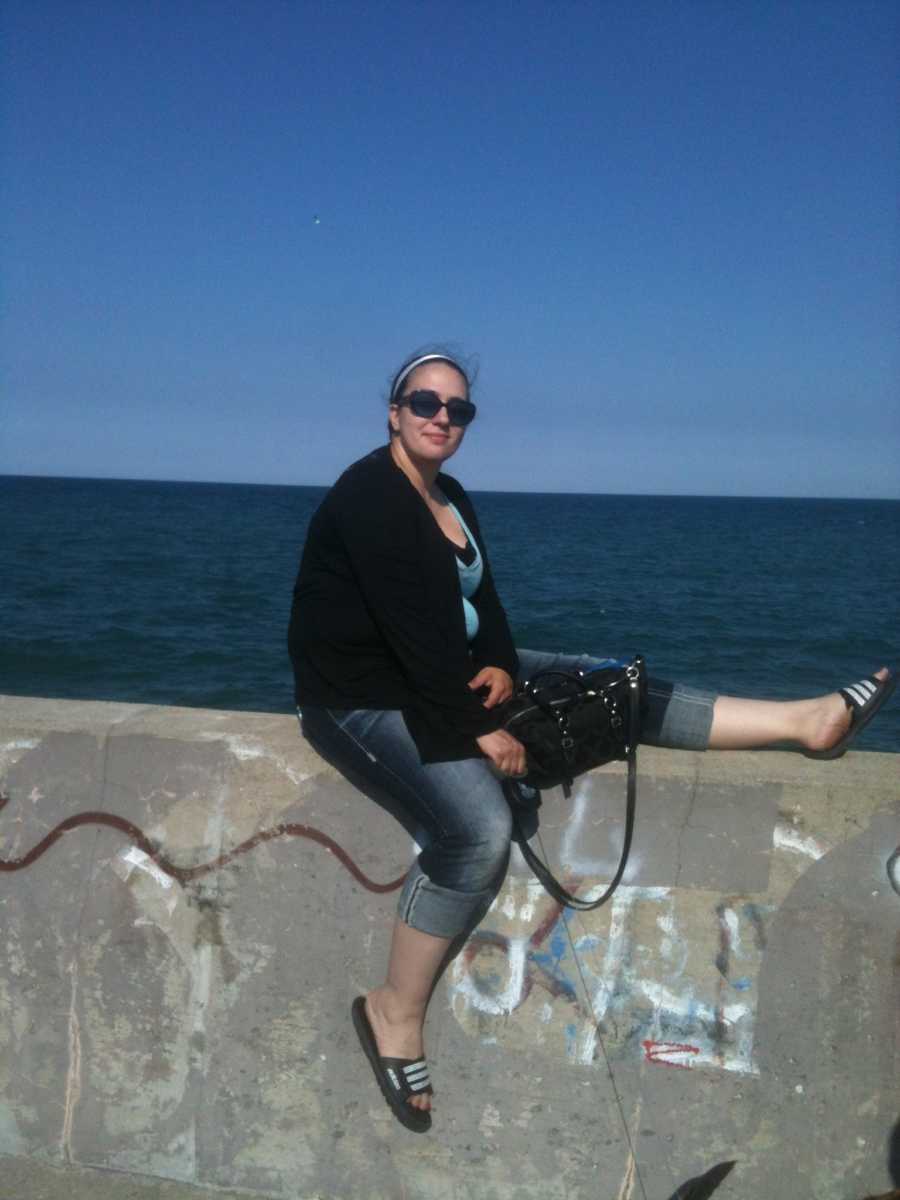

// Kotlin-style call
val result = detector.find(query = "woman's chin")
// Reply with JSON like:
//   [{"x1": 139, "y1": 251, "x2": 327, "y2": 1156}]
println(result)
[
  {"x1": 427, "y1": 439, "x2": 460, "y2": 456},
  {"x1": 416, "y1": 442, "x2": 457, "y2": 462}
]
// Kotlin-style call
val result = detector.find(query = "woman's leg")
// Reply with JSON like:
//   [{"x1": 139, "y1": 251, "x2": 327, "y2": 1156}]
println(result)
[
  {"x1": 708, "y1": 667, "x2": 891, "y2": 750},
  {"x1": 514, "y1": 650, "x2": 891, "y2": 753},
  {"x1": 364, "y1": 920, "x2": 452, "y2": 1114},
  {"x1": 300, "y1": 706, "x2": 512, "y2": 1116}
]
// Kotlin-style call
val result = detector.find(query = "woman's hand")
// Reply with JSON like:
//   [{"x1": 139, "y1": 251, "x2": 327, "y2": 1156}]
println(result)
[
  {"x1": 476, "y1": 729, "x2": 527, "y2": 777},
  {"x1": 468, "y1": 666, "x2": 514, "y2": 709}
]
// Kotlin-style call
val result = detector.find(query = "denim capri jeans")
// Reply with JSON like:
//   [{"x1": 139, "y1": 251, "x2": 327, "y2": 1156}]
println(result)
[{"x1": 299, "y1": 649, "x2": 716, "y2": 940}]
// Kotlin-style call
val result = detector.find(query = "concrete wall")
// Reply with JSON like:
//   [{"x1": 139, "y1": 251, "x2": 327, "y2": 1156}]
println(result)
[{"x1": 1, "y1": 694, "x2": 898, "y2": 1200}]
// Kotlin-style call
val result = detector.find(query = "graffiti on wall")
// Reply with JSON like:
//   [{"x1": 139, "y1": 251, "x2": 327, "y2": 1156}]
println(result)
[{"x1": 450, "y1": 876, "x2": 772, "y2": 1075}]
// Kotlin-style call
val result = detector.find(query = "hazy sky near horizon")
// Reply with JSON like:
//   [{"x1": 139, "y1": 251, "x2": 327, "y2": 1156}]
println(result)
[{"x1": 3, "y1": 1, "x2": 898, "y2": 497}]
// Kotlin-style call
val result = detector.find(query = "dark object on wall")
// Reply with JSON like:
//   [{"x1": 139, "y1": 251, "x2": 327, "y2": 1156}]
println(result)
[{"x1": 666, "y1": 1160, "x2": 736, "y2": 1200}]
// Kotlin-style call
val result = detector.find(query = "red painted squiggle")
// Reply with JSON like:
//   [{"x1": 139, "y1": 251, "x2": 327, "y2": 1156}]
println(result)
[{"x1": 0, "y1": 793, "x2": 406, "y2": 893}]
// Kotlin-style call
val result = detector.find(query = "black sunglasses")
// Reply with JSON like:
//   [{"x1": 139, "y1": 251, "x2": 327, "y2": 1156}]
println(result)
[{"x1": 394, "y1": 389, "x2": 477, "y2": 428}]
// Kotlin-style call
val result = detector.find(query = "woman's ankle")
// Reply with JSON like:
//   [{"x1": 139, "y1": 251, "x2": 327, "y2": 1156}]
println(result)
[
  {"x1": 800, "y1": 691, "x2": 850, "y2": 752},
  {"x1": 367, "y1": 985, "x2": 427, "y2": 1025}
]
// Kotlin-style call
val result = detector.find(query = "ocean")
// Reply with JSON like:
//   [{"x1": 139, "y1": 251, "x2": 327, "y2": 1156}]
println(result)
[{"x1": 2, "y1": 474, "x2": 899, "y2": 752}]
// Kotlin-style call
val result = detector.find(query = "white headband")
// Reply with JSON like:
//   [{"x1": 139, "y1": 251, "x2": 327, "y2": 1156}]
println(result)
[{"x1": 389, "y1": 354, "x2": 464, "y2": 402}]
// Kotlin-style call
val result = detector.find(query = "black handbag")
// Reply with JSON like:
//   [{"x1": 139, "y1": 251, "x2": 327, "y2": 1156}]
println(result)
[{"x1": 499, "y1": 656, "x2": 646, "y2": 911}]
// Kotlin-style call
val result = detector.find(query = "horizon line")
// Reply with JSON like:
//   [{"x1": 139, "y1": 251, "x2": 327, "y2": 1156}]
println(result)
[{"x1": 2, "y1": 471, "x2": 898, "y2": 504}]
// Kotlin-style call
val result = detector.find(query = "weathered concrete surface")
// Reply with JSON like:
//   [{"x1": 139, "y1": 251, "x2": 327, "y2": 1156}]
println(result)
[
  {"x1": 0, "y1": 1151, "x2": 276, "y2": 1200},
  {"x1": 0, "y1": 694, "x2": 897, "y2": 1200}
]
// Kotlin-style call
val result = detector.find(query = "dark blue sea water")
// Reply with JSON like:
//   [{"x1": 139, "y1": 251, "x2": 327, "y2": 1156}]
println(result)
[{"x1": 3, "y1": 475, "x2": 899, "y2": 752}]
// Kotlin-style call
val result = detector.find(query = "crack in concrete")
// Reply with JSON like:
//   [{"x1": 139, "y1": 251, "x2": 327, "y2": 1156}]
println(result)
[
  {"x1": 614, "y1": 1093, "x2": 643, "y2": 1200},
  {"x1": 60, "y1": 957, "x2": 81, "y2": 1164},
  {"x1": 673, "y1": 764, "x2": 700, "y2": 888},
  {"x1": 56, "y1": 722, "x2": 122, "y2": 1164},
  {"x1": 54, "y1": 713, "x2": 157, "y2": 1166}
]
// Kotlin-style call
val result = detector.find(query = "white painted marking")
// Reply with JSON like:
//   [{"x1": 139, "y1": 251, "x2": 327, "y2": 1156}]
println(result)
[
  {"x1": 199, "y1": 734, "x2": 310, "y2": 786},
  {"x1": 509, "y1": 840, "x2": 529, "y2": 873},
  {"x1": 559, "y1": 780, "x2": 632, "y2": 878},
  {"x1": 451, "y1": 935, "x2": 528, "y2": 1016},
  {"x1": 773, "y1": 823, "x2": 827, "y2": 860},
  {"x1": 478, "y1": 1103, "x2": 502, "y2": 1136},
  {"x1": 119, "y1": 846, "x2": 174, "y2": 889},
  {"x1": 722, "y1": 906, "x2": 743, "y2": 958},
  {"x1": 575, "y1": 1020, "x2": 598, "y2": 1066}
]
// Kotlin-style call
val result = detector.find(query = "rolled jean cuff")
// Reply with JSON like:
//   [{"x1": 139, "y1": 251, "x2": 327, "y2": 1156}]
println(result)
[
  {"x1": 397, "y1": 860, "x2": 497, "y2": 939},
  {"x1": 645, "y1": 681, "x2": 717, "y2": 750}
]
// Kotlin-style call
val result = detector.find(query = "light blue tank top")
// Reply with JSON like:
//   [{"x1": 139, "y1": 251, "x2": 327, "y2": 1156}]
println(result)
[{"x1": 447, "y1": 502, "x2": 482, "y2": 641}]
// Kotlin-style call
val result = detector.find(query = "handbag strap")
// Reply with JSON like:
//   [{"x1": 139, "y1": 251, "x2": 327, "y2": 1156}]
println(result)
[{"x1": 504, "y1": 668, "x2": 641, "y2": 912}]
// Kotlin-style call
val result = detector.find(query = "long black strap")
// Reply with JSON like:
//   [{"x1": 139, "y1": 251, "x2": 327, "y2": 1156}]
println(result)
[{"x1": 506, "y1": 673, "x2": 640, "y2": 912}]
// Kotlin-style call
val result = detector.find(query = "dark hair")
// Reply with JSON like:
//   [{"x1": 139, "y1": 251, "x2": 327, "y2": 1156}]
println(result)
[{"x1": 385, "y1": 344, "x2": 478, "y2": 437}]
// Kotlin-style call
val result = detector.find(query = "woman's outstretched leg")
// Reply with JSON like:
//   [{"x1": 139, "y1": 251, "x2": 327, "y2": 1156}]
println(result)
[
  {"x1": 364, "y1": 918, "x2": 451, "y2": 1114},
  {"x1": 708, "y1": 667, "x2": 891, "y2": 751}
]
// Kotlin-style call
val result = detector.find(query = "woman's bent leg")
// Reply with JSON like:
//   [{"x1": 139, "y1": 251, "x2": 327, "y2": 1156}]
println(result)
[
  {"x1": 301, "y1": 707, "x2": 512, "y2": 934},
  {"x1": 299, "y1": 706, "x2": 512, "y2": 1115}
]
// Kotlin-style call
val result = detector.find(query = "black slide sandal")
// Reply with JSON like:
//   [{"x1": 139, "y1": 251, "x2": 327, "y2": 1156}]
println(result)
[
  {"x1": 351, "y1": 996, "x2": 433, "y2": 1133},
  {"x1": 804, "y1": 672, "x2": 896, "y2": 760}
]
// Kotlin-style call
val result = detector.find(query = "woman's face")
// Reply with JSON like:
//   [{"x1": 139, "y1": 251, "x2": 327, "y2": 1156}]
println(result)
[{"x1": 389, "y1": 361, "x2": 470, "y2": 466}]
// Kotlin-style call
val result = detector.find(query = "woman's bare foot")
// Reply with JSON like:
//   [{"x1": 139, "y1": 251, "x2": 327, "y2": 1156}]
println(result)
[
  {"x1": 799, "y1": 667, "x2": 891, "y2": 753},
  {"x1": 709, "y1": 667, "x2": 893, "y2": 751},
  {"x1": 365, "y1": 987, "x2": 431, "y2": 1113}
]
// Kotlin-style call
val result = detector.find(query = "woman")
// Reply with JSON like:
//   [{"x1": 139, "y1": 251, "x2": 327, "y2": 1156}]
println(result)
[{"x1": 288, "y1": 348, "x2": 893, "y2": 1133}]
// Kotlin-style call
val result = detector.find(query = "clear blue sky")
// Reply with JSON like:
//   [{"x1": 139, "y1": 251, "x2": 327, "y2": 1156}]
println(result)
[{"x1": 3, "y1": 0, "x2": 898, "y2": 496}]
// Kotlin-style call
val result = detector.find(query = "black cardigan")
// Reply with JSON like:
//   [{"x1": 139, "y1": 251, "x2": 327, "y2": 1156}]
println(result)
[{"x1": 288, "y1": 445, "x2": 519, "y2": 762}]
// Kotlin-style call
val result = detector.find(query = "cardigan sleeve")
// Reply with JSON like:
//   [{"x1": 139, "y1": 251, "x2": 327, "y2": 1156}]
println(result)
[{"x1": 328, "y1": 482, "x2": 504, "y2": 741}]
